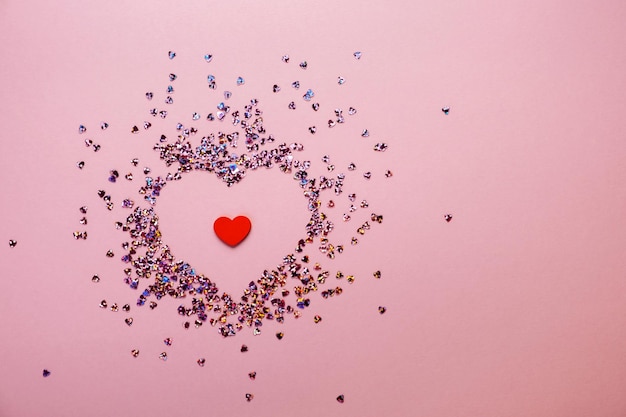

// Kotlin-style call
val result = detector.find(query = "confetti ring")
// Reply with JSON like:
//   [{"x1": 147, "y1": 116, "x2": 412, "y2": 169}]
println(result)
[{"x1": 85, "y1": 52, "x2": 383, "y2": 338}]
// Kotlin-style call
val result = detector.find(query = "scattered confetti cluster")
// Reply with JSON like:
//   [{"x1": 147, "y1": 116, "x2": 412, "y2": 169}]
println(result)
[{"x1": 71, "y1": 51, "x2": 393, "y2": 405}]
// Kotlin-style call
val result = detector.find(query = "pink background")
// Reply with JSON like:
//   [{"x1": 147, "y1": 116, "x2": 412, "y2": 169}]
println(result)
[{"x1": 2, "y1": 0, "x2": 626, "y2": 416}]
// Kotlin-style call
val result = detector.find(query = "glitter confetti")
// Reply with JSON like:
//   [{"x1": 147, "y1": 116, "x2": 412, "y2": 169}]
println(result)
[
  {"x1": 378, "y1": 306, "x2": 387, "y2": 314},
  {"x1": 197, "y1": 358, "x2": 206, "y2": 367},
  {"x1": 131, "y1": 349, "x2": 139, "y2": 357},
  {"x1": 336, "y1": 395, "x2": 344, "y2": 403},
  {"x1": 8, "y1": 240, "x2": 17, "y2": 248},
  {"x1": 444, "y1": 214, "x2": 453, "y2": 222},
  {"x1": 248, "y1": 371, "x2": 256, "y2": 380},
  {"x1": 42, "y1": 369, "x2": 51, "y2": 378},
  {"x1": 442, "y1": 106, "x2": 450, "y2": 115},
  {"x1": 74, "y1": 51, "x2": 388, "y2": 350},
  {"x1": 245, "y1": 393, "x2": 254, "y2": 402}
]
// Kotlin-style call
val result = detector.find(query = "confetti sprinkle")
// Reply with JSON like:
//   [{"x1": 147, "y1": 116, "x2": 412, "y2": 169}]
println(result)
[
  {"x1": 131, "y1": 349, "x2": 139, "y2": 357},
  {"x1": 164, "y1": 338, "x2": 172, "y2": 346},
  {"x1": 444, "y1": 214, "x2": 453, "y2": 222},
  {"x1": 353, "y1": 51, "x2": 362, "y2": 59},
  {"x1": 378, "y1": 306, "x2": 387, "y2": 314},
  {"x1": 248, "y1": 371, "x2": 256, "y2": 380},
  {"x1": 314, "y1": 315, "x2": 322, "y2": 323},
  {"x1": 125, "y1": 317, "x2": 133, "y2": 326},
  {"x1": 159, "y1": 352, "x2": 168, "y2": 361},
  {"x1": 75, "y1": 51, "x2": 387, "y2": 348},
  {"x1": 245, "y1": 393, "x2": 254, "y2": 402},
  {"x1": 8, "y1": 240, "x2": 17, "y2": 248},
  {"x1": 204, "y1": 54, "x2": 213, "y2": 63},
  {"x1": 42, "y1": 369, "x2": 51, "y2": 378},
  {"x1": 442, "y1": 106, "x2": 450, "y2": 115},
  {"x1": 336, "y1": 395, "x2": 344, "y2": 403},
  {"x1": 373, "y1": 143, "x2": 388, "y2": 152},
  {"x1": 197, "y1": 358, "x2": 206, "y2": 367},
  {"x1": 168, "y1": 51, "x2": 176, "y2": 60}
]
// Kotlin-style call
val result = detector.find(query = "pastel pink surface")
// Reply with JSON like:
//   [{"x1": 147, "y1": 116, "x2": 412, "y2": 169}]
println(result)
[{"x1": 2, "y1": 1, "x2": 626, "y2": 417}]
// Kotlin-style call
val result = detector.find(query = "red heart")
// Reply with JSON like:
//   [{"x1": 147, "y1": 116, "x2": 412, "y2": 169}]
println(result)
[{"x1": 213, "y1": 216, "x2": 252, "y2": 247}]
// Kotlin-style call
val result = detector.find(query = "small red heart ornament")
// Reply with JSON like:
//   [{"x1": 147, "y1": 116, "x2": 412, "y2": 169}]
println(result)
[{"x1": 213, "y1": 216, "x2": 252, "y2": 247}]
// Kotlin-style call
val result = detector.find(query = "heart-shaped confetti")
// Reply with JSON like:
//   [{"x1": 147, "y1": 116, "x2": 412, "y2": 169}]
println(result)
[{"x1": 213, "y1": 216, "x2": 251, "y2": 247}]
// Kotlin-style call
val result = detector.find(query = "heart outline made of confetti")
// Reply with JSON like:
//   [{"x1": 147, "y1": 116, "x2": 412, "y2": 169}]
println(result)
[{"x1": 80, "y1": 51, "x2": 385, "y2": 339}]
